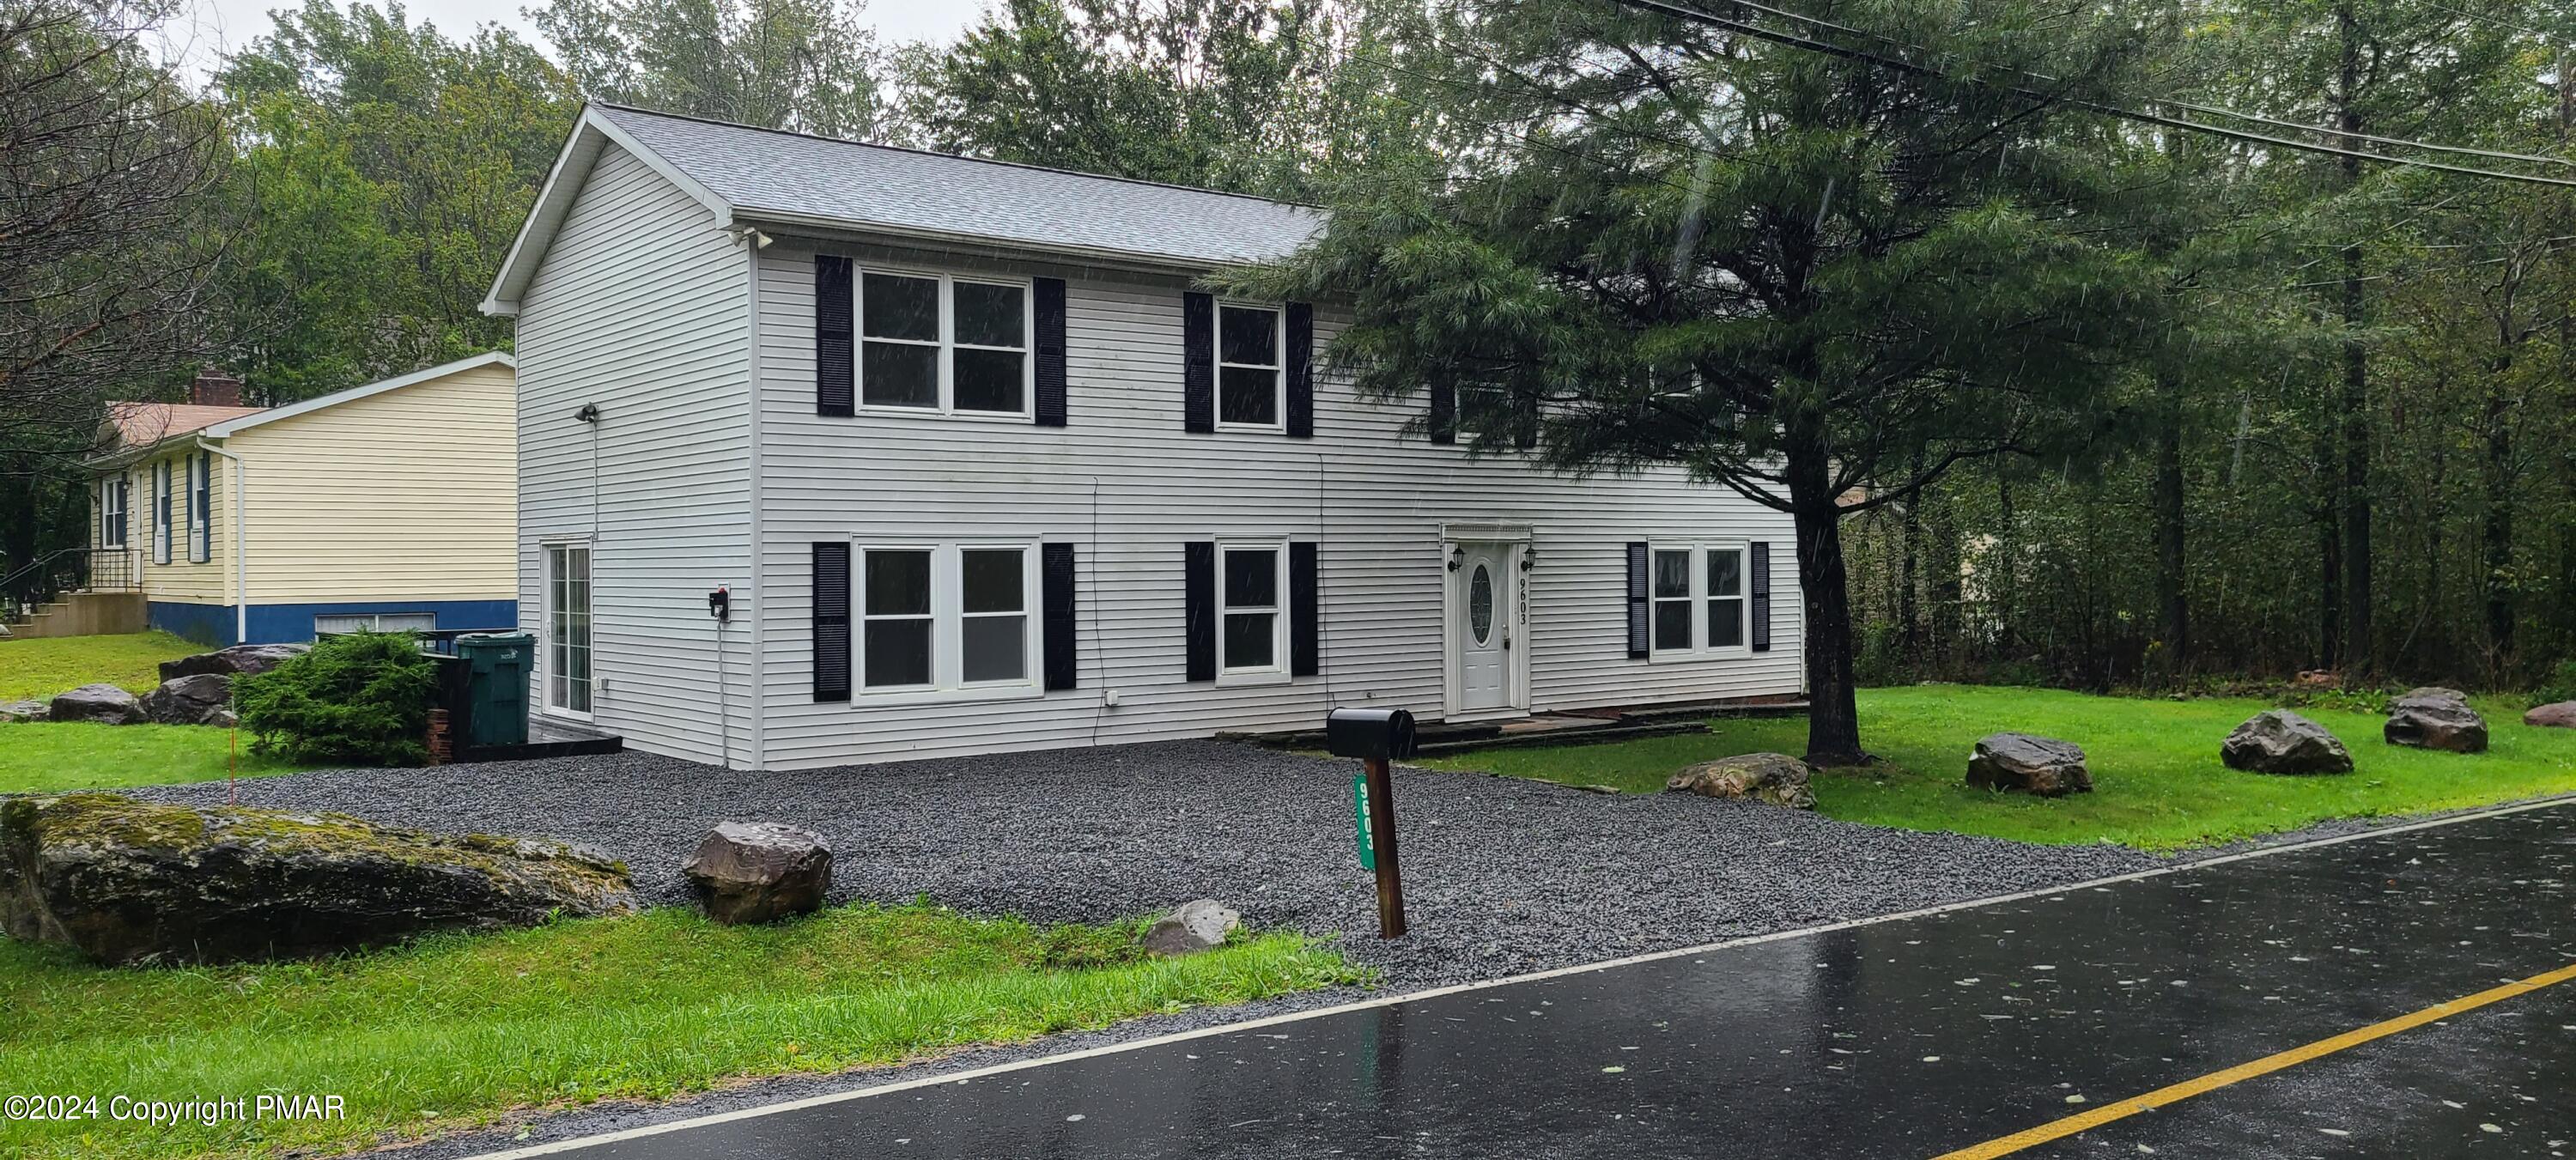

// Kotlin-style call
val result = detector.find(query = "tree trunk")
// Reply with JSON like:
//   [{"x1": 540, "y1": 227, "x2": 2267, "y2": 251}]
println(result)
[
  {"x1": 2482, "y1": 377, "x2": 2514, "y2": 673},
  {"x1": 1785, "y1": 433, "x2": 1865, "y2": 765},
  {"x1": 2152, "y1": 367, "x2": 2188, "y2": 678},
  {"x1": 1897, "y1": 485, "x2": 1923, "y2": 665},
  {"x1": 2317, "y1": 417, "x2": 2342, "y2": 670},
  {"x1": 1928, "y1": 489, "x2": 1963, "y2": 674},
  {"x1": 2335, "y1": 2, "x2": 2373, "y2": 675}
]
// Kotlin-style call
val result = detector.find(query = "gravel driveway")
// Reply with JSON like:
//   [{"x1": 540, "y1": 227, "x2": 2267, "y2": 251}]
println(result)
[{"x1": 137, "y1": 739, "x2": 2156, "y2": 987}]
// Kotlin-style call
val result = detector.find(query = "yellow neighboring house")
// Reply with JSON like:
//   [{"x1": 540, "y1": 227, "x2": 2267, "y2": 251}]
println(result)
[{"x1": 83, "y1": 352, "x2": 519, "y2": 646}]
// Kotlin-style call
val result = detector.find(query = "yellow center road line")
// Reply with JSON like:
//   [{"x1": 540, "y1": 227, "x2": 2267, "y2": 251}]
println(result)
[{"x1": 1932, "y1": 960, "x2": 2576, "y2": 1160}]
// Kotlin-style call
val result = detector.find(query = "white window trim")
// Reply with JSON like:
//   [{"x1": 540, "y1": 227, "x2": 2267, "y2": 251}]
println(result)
[
  {"x1": 851, "y1": 265, "x2": 1036, "y2": 421},
  {"x1": 1648, "y1": 539, "x2": 1753, "y2": 660},
  {"x1": 100, "y1": 477, "x2": 128, "y2": 549},
  {"x1": 855, "y1": 540, "x2": 1042, "y2": 699},
  {"x1": 1213, "y1": 301, "x2": 1287, "y2": 434},
  {"x1": 542, "y1": 540, "x2": 594, "y2": 720},
  {"x1": 315, "y1": 611, "x2": 437, "y2": 635},
  {"x1": 1215, "y1": 538, "x2": 1291, "y2": 684}
]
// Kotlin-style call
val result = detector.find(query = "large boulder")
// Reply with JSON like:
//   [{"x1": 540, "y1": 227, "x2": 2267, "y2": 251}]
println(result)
[
  {"x1": 157, "y1": 643, "x2": 307, "y2": 683},
  {"x1": 682, "y1": 821, "x2": 832, "y2": 925},
  {"x1": 1966, "y1": 732, "x2": 2093, "y2": 797},
  {"x1": 2221, "y1": 710, "x2": 2354, "y2": 775},
  {"x1": 137, "y1": 673, "x2": 234, "y2": 726},
  {"x1": 0, "y1": 793, "x2": 635, "y2": 965},
  {"x1": 1665, "y1": 752, "x2": 1818, "y2": 810},
  {"x1": 1142, "y1": 898, "x2": 1242, "y2": 957},
  {"x1": 2385, "y1": 687, "x2": 2488, "y2": 754},
  {"x1": 48, "y1": 683, "x2": 143, "y2": 726},
  {"x1": 0, "y1": 700, "x2": 46, "y2": 723},
  {"x1": 2525, "y1": 701, "x2": 2576, "y2": 729}
]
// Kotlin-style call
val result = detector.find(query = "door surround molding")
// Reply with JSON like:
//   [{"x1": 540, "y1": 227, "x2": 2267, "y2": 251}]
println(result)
[{"x1": 1440, "y1": 524, "x2": 1533, "y2": 722}]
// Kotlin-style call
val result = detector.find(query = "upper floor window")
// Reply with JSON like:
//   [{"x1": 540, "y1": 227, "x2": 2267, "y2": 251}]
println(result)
[
  {"x1": 858, "y1": 270, "x2": 1030, "y2": 417},
  {"x1": 1217, "y1": 302, "x2": 1283, "y2": 430},
  {"x1": 1652, "y1": 542, "x2": 1749, "y2": 655}
]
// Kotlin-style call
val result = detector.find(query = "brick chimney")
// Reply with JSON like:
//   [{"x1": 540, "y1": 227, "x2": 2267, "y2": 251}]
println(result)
[{"x1": 190, "y1": 369, "x2": 245, "y2": 407}]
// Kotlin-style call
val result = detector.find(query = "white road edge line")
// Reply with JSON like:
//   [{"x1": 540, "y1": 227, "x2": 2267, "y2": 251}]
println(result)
[{"x1": 464, "y1": 793, "x2": 2576, "y2": 1159}]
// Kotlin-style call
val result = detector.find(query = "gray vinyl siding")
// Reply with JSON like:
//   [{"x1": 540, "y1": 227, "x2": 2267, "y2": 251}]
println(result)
[
  {"x1": 514, "y1": 144, "x2": 754, "y2": 766},
  {"x1": 751, "y1": 245, "x2": 1803, "y2": 770}
]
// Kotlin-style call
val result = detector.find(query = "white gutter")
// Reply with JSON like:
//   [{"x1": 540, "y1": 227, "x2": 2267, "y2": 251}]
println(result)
[{"x1": 195, "y1": 436, "x2": 249, "y2": 644}]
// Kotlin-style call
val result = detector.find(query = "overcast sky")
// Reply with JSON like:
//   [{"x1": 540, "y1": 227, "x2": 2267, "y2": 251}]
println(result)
[{"x1": 159, "y1": 0, "x2": 986, "y2": 80}]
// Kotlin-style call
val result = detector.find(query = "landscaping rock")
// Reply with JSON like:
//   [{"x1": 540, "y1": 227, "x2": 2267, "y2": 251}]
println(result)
[
  {"x1": 1141, "y1": 898, "x2": 1241, "y2": 957},
  {"x1": 1966, "y1": 732, "x2": 2093, "y2": 797},
  {"x1": 47, "y1": 683, "x2": 143, "y2": 726},
  {"x1": 2221, "y1": 709, "x2": 2354, "y2": 775},
  {"x1": 1665, "y1": 752, "x2": 1818, "y2": 810},
  {"x1": 138, "y1": 673, "x2": 233, "y2": 726},
  {"x1": 158, "y1": 643, "x2": 307, "y2": 683},
  {"x1": 682, "y1": 821, "x2": 832, "y2": 925},
  {"x1": 0, "y1": 700, "x2": 46, "y2": 723},
  {"x1": 0, "y1": 793, "x2": 635, "y2": 965},
  {"x1": 2385, "y1": 687, "x2": 2488, "y2": 754},
  {"x1": 2525, "y1": 701, "x2": 2576, "y2": 729}
]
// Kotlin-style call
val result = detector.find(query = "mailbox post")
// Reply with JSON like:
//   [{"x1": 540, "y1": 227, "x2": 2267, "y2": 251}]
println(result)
[{"x1": 1326, "y1": 708, "x2": 1417, "y2": 938}]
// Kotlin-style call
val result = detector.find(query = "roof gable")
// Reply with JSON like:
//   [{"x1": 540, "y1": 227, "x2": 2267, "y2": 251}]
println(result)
[{"x1": 483, "y1": 104, "x2": 1326, "y2": 314}]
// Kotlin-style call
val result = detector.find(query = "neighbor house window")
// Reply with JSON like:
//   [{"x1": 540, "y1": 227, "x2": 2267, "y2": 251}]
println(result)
[
  {"x1": 856, "y1": 269, "x2": 1030, "y2": 416},
  {"x1": 152, "y1": 461, "x2": 171, "y2": 565},
  {"x1": 1216, "y1": 302, "x2": 1283, "y2": 429},
  {"x1": 545, "y1": 544, "x2": 592, "y2": 714},
  {"x1": 100, "y1": 477, "x2": 128, "y2": 548},
  {"x1": 1652, "y1": 542, "x2": 1751, "y2": 655},
  {"x1": 187, "y1": 453, "x2": 211, "y2": 563},
  {"x1": 859, "y1": 543, "x2": 1037, "y2": 694},
  {"x1": 1218, "y1": 542, "x2": 1287, "y2": 674},
  {"x1": 315, "y1": 612, "x2": 436, "y2": 636}
]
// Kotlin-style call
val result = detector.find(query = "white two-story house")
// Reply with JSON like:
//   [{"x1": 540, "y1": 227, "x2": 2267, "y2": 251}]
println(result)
[{"x1": 482, "y1": 103, "x2": 1806, "y2": 770}]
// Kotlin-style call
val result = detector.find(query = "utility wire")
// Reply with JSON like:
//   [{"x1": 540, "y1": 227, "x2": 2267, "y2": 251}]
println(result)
[{"x1": 1601, "y1": 0, "x2": 2576, "y2": 188}]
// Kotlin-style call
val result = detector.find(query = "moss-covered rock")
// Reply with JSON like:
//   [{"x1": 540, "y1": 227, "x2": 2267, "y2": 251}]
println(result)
[{"x1": 0, "y1": 793, "x2": 635, "y2": 965}]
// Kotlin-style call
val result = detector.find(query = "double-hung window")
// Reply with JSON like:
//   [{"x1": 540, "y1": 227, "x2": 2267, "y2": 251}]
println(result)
[
  {"x1": 1218, "y1": 542, "x2": 1288, "y2": 675},
  {"x1": 860, "y1": 543, "x2": 1037, "y2": 695},
  {"x1": 187, "y1": 453, "x2": 211, "y2": 563},
  {"x1": 152, "y1": 461, "x2": 172, "y2": 565},
  {"x1": 857, "y1": 269, "x2": 1031, "y2": 416},
  {"x1": 1216, "y1": 302, "x2": 1283, "y2": 429},
  {"x1": 1651, "y1": 542, "x2": 1751, "y2": 655},
  {"x1": 100, "y1": 477, "x2": 127, "y2": 548}
]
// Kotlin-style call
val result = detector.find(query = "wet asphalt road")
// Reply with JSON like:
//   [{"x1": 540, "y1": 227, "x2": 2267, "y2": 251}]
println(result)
[{"x1": 484, "y1": 802, "x2": 2576, "y2": 1160}]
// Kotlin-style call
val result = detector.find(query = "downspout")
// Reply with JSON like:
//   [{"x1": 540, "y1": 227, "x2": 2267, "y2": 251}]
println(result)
[{"x1": 196, "y1": 437, "x2": 248, "y2": 645}]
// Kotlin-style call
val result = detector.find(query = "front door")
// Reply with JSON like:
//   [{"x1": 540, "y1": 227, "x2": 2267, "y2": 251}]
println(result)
[{"x1": 1455, "y1": 542, "x2": 1513, "y2": 714}]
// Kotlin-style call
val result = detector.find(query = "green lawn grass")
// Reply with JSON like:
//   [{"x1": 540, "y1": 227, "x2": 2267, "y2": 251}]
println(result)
[
  {"x1": 0, "y1": 723, "x2": 307, "y2": 794},
  {"x1": 0, "y1": 631, "x2": 204, "y2": 701},
  {"x1": 1424, "y1": 685, "x2": 2576, "y2": 850},
  {"x1": 0, "y1": 902, "x2": 1361, "y2": 1160}
]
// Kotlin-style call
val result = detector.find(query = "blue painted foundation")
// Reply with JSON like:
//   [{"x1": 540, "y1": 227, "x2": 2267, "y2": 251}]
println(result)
[{"x1": 149, "y1": 599, "x2": 518, "y2": 647}]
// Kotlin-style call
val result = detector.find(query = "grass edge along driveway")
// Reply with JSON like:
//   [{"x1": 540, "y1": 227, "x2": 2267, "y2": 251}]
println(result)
[
  {"x1": 0, "y1": 902, "x2": 1361, "y2": 1160},
  {"x1": 1424, "y1": 685, "x2": 2576, "y2": 850}
]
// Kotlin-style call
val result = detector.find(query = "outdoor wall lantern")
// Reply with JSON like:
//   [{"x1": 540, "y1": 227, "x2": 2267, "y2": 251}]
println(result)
[
  {"x1": 1447, "y1": 544, "x2": 1465, "y2": 572},
  {"x1": 1520, "y1": 546, "x2": 1539, "y2": 571}
]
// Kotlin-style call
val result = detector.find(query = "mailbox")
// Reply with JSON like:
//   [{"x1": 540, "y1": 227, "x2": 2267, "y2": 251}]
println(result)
[{"x1": 1326, "y1": 708, "x2": 1418, "y2": 761}]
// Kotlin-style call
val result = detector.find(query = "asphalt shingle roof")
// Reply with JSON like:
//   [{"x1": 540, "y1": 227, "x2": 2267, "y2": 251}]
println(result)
[{"x1": 596, "y1": 105, "x2": 1327, "y2": 267}]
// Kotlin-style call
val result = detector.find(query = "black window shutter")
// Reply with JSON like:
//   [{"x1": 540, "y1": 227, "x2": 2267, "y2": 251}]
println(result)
[
  {"x1": 1183, "y1": 541, "x2": 1216, "y2": 680},
  {"x1": 118, "y1": 478, "x2": 129, "y2": 544},
  {"x1": 1035, "y1": 277, "x2": 1068, "y2": 427},
  {"x1": 1625, "y1": 542, "x2": 1650, "y2": 659},
  {"x1": 815, "y1": 255, "x2": 854, "y2": 417},
  {"x1": 812, "y1": 542, "x2": 852, "y2": 701},
  {"x1": 1750, "y1": 542, "x2": 1773, "y2": 653},
  {"x1": 1429, "y1": 382, "x2": 1456, "y2": 445},
  {"x1": 1182, "y1": 292, "x2": 1214, "y2": 433},
  {"x1": 1042, "y1": 542, "x2": 1077, "y2": 689},
  {"x1": 1290, "y1": 540, "x2": 1320, "y2": 676},
  {"x1": 1285, "y1": 302, "x2": 1314, "y2": 439}
]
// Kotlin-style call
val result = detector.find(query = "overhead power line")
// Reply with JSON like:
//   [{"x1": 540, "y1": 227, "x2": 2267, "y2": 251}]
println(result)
[{"x1": 1600, "y1": 0, "x2": 2576, "y2": 188}]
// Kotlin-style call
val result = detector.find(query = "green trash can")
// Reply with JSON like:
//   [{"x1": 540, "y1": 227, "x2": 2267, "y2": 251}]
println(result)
[{"x1": 453, "y1": 631, "x2": 533, "y2": 748}]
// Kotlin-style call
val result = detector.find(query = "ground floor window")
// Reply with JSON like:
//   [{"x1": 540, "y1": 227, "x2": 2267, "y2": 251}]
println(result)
[
  {"x1": 546, "y1": 544, "x2": 592, "y2": 714},
  {"x1": 1218, "y1": 542, "x2": 1286, "y2": 675},
  {"x1": 1652, "y1": 541, "x2": 1749, "y2": 655},
  {"x1": 314, "y1": 611, "x2": 436, "y2": 635},
  {"x1": 860, "y1": 542, "x2": 1036, "y2": 694}
]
